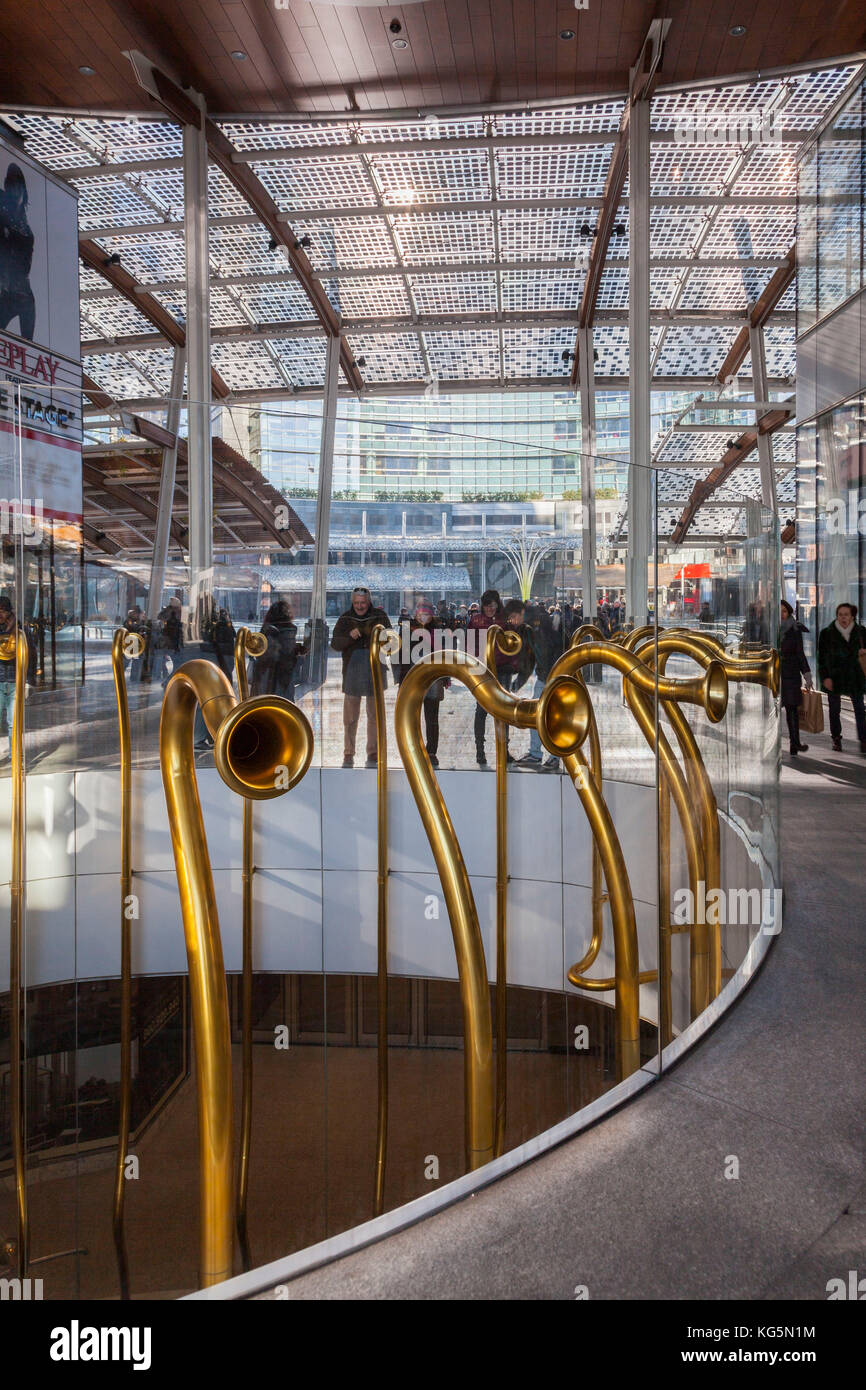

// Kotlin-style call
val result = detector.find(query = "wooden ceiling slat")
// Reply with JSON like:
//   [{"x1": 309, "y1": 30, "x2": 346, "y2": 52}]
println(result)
[
  {"x1": 2, "y1": 3, "x2": 864, "y2": 131},
  {"x1": 423, "y1": 2, "x2": 463, "y2": 107}
]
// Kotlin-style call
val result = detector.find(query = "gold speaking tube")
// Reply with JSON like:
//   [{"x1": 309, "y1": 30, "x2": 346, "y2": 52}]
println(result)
[
  {"x1": 484, "y1": 625, "x2": 522, "y2": 1159},
  {"x1": 635, "y1": 634, "x2": 725, "y2": 1012},
  {"x1": 232, "y1": 626, "x2": 268, "y2": 1273},
  {"x1": 111, "y1": 627, "x2": 144, "y2": 1300},
  {"x1": 548, "y1": 641, "x2": 728, "y2": 1021},
  {"x1": 370, "y1": 624, "x2": 397, "y2": 1216},
  {"x1": 666, "y1": 630, "x2": 780, "y2": 696},
  {"x1": 395, "y1": 649, "x2": 591, "y2": 1168},
  {"x1": 620, "y1": 624, "x2": 658, "y2": 652},
  {"x1": 8, "y1": 629, "x2": 28, "y2": 1279},
  {"x1": 160, "y1": 659, "x2": 313, "y2": 1287}
]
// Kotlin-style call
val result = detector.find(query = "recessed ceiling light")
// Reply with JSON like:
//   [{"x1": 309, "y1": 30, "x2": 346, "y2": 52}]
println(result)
[
  {"x1": 392, "y1": 38, "x2": 408, "y2": 50},
  {"x1": 560, "y1": 29, "x2": 575, "y2": 40},
  {"x1": 729, "y1": 24, "x2": 747, "y2": 36},
  {"x1": 79, "y1": 65, "x2": 96, "y2": 76},
  {"x1": 231, "y1": 50, "x2": 247, "y2": 60}
]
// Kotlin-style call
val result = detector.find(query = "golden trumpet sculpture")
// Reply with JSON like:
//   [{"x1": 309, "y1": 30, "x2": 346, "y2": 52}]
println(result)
[
  {"x1": 484, "y1": 625, "x2": 523, "y2": 1159},
  {"x1": 369, "y1": 624, "x2": 399, "y2": 1216},
  {"x1": 395, "y1": 648, "x2": 591, "y2": 1170},
  {"x1": 549, "y1": 639, "x2": 728, "y2": 1041},
  {"x1": 160, "y1": 654, "x2": 313, "y2": 1287},
  {"x1": 232, "y1": 627, "x2": 269, "y2": 1272},
  {"x1": 111, "y1": 627, "x2": 145, "y2": 1300}
]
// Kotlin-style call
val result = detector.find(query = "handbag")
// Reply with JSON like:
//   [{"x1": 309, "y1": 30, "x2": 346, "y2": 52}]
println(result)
[
  {"x1": 858, "y1": 626, "x2": 866, "y2": 678},
  {"x1": 798, "y1": 686, "x2": 824, "y2": 735}
]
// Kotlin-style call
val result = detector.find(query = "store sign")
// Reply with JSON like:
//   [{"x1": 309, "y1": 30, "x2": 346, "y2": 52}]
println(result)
[{"x1": 0, "y1": 134, "x2": 81, "y2": 525}]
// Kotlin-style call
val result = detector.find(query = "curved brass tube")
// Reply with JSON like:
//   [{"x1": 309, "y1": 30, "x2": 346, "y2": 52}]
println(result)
[
  {"x1": 9, "y1": 630, "x2": 28, "y2": 1279},
  {"x1": 161, "y1": 659, "x2": 313, "y2": 1287},
  {"x1": 635, "y1": 634, "x2": 724, "y2": 1008},
  {"x1": 395, "y1": 650, "x2": 591, "y2": 1167},
  {"x1": 549, "y1": 641, "x2": 727, "y2": 1020},
  {"x1": 620, "y1": 624, "x2": 658, "y2": 652},
  {"x1": 370, "y1": 625, "x2": 397, "y2": 1215},
  {"x1": 232, "y1": 627, "x2": 268, "y2": 1273},
  {"x1": 666, "y1": 630, "x2": 780, "y2": 696},
  {"x1": 111, "y1": 627, "x2": 144, "y2": 1300},
  {"x1": 571, "y1": 623, "x2": 606, "y2": 646},
  {"x1": 484, "y1": 626, "x2": 522, "y2": 1160}
]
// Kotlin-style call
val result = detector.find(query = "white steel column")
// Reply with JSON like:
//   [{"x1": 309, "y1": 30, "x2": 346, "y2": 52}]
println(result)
[
  {"x1": 578, "y1": 325, "x2": 597, "y2": 621},
  {"x1": 627, "y1": 91, "x2": 651, "y2": 627},
  {"x1": 183, "y1": 111, "x2": 213, "y2": 636},
  {"x1": 748, "y1": 322, "x2": 779, "y2": 514},
  {"x1": 146, "y1": 347, "x2": 186, "y2": 621},
  {"x1": 310, "y1": 333, "x2": 340, "y2": 634}
]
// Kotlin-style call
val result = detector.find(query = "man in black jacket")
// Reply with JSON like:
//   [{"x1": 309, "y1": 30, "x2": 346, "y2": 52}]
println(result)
[
  {"x1": 516, "y1": 603, "x2": 559, "y2": 769},
  {"x1": 817, "y1": 601, "x2": 866, "y2": 754},
  {"x1": 330, "y1": 587, "x2": 391, "y2": 767}
]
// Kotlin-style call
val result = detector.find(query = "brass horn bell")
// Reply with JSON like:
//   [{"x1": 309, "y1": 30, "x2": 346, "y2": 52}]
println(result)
[{"x1": 214, "y1": 695, "x2": 313, "y2": 799}]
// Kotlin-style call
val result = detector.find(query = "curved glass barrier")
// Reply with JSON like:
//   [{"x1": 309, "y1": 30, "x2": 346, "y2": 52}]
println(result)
[{"x1": 0, "y1": 389, "x2": 781, "y2": 1298}]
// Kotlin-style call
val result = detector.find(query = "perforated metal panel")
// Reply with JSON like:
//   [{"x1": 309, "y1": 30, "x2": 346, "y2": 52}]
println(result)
[
  {"x1": 501, "y1": 270, "x2": 584, "y2": 313},
  {"x1": 256, "y1": 157, "x2": 373, "y2": 210},
  {"x1": 412, "y1": 273, "x2": 497, "y2": 315},
  {"x1": 346, "y1": 333, "x2": 426, "y2": 382},
  {"x1": 424, "y1": 330, "x2": 500, "y2": 380}
]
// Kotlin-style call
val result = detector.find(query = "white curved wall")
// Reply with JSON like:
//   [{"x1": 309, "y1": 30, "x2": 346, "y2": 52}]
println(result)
[{"x1": 0, "y1": 767, "x2": 761, "y2": 1034}]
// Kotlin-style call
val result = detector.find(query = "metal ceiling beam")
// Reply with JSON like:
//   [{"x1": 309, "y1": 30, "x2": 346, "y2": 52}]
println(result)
[
  {"x1": 79, "y1": 257, "x2": 787, "y2": 298},
  {"x1": 53, "y1": 125, "x2": 820, "y2": 179},
  {"x1": 81, "y1": 308, "x2": 796, "y2": 355},
  {"x1": 78, "y1": 238, "x2": 230, "y2": 399},
  {"x1": 124, "y1": 49, "x2": 363, "y2": 394},
  {"x1": 79, "y1": 192, "x2": 798, "y2": 238},
  {"x1": 81, "y1": 374, "x2": 791, "y2": 413}
]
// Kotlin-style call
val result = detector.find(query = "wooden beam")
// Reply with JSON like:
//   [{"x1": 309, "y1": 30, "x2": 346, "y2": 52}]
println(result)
[
  {"x1": 715, "y1": 246, "x2": 796, "y2": 386},
  {"x1": 669, "y1": 406, "x2": 792, "y2": 545},
  {"x1": 126, "y1": 51, "x2": 362, "y2": 394},
  {"x1": 79, "y1": 240, "x2": 230, "y2": 401}
]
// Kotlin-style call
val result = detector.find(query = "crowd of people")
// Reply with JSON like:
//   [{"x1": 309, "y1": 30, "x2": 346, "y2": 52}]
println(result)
[
  {"x1": 328, "y1": 585, "x2": 624, "y2": 770},
  {"x1": 107, "y1": 585, "x2": 866, "y2": 771}
]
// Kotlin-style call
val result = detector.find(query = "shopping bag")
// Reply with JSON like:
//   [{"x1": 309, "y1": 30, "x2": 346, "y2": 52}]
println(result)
[{"x1": 798, "y1": 687, "x2": 824, "y2": 735}]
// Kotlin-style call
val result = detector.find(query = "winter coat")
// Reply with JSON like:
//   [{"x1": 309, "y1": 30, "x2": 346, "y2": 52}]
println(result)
[
  {"x1": 251, "y1": 619, "x2": 304, "y2": 696},
  {"x1": 396, "y1": 618, "x2": 451, "y2": 700},
  {"x1": 331, "y1": 605, "x2": 391, "y2": 694},
  {"x1": 526, "y1": 608, "x2": 558, "y2": 682},
  {"x1": 817, "y1": 621, "x2": 866, "y2": 698},
  {"x1": 779, "y1": 620, "x2": 810, "y2": 709}
]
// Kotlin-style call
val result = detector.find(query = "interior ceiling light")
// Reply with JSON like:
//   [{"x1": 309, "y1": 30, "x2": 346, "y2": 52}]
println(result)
[
  {"x1": 231, "y1": 50, "x2": 247, "y2": 60},
  {"x1": 392, "y1": 38, "x2": 408, "y2": 49},
  {"x1": 79, "y1": 65, "x2": 96, "y2": 76},
  {"x1": 560, "y1": 29, "x2": 575, "y2": 40},
  {"x1": 729, "y1": 24, "x2": 747, "y2": 36}
]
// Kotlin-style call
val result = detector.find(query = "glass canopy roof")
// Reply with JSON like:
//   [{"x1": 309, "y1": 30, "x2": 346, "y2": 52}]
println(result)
[{"x1": 3, "y1": 62, "x2": 858, "y2": 535}]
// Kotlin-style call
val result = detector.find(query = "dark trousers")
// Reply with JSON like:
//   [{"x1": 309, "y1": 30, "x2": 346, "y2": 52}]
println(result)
[
  {"x1": 827, "y1": 690, "x2": 866, "y2": 742},
  {"x1": 784, "y1": 705, "x2": 803, "y2": 751},
  {"x1": 474, "y1": 670, "x2": 520, "y2": 755},
  {"x1": 423, "y1": 696, "x2": 440, "y2": 756}
]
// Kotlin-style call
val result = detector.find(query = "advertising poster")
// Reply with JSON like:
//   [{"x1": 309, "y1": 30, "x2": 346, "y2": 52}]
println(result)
[{"x1": 0, "y1": 133, "x2": 81, "y2": 530}]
